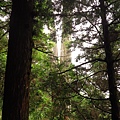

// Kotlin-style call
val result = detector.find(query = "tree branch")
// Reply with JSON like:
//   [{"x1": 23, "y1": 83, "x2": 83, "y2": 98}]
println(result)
[
  {"x1": 77, "y1": 70, "x2": 106, "y2": 81},
  {"x1": 0, "y1": 30, "x2": 8, "y2": 40},
  {"x1": 109, "y1": 14, "x2": 120, "y2": 26},
  {"x1": 67, "y1": 82, "x2": 109, "y2": 101},
  {"x1": 114, "y1": 52, "x2": 120, "y2": 62},
  {"x1": 33, "y1": 47, "x2": 52, "y2": 54},
  {"x1": 91, "y1": 101, "x2": 111, "y2": 114},
  {"x1": 58, "y1": 59, "x2": 106, "y2": 74}
]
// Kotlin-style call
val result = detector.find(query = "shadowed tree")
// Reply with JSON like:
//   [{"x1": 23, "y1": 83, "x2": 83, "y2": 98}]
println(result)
[
  {"x1": 2, "y1": 0, "x2": 33, "y2": 119},
  {"x1": 99, "y1": 0, "x2": 119, "y2": 119}
]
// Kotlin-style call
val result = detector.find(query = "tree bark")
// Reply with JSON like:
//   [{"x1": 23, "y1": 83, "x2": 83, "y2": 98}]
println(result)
[
  {"x1": 99, "y1": 0, "x2": 119, "y2": 120},
  {"x1": 2, "y1": 0, "x2": 33, "y2": 120}
]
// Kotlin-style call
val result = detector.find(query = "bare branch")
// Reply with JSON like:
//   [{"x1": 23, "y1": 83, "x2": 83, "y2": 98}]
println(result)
[
  {"x1": 109, "y1": 14, "x2": 120, "y2": 26},
  {"x1": 114, "y1": 58, "x2": 120, "y2": 62},
  {"x1": 91, "y1": 101, "x2": 111, "y2": 114},
  {"x1": 67, "y1": 82, "x2": 109, "y2": 101},
  {"x1": 114, "y1": 52, "x2": 120, "y2": 62},
  {"x1": 58, "y1": 59, "x2": 106, "y2": 74},
  {"x1": 78, "y1": 70, "x2": 106, "y2": 81},
  {"x1": 106, "y1": 0, "x2": 118, "y2": 8},
  {"x1": 0, "y1": 30, "x2": 8, "y2": 40},
  {"x1": 33, "y1": 47, "x2": 52, "y2": 54}
]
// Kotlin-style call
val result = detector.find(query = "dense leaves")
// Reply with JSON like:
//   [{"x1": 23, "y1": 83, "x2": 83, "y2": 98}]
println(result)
[{"x1": 0, "y1": 0, "x2": 120, "y2": 120}]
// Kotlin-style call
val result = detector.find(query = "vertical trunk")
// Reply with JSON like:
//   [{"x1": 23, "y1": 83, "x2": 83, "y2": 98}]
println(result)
[
  {"x1": 99, "y1": 0, "x2": 119, "y2": 120},
  {"x1": 2, "y1": 0, "x2": 33, "y2": 120}
]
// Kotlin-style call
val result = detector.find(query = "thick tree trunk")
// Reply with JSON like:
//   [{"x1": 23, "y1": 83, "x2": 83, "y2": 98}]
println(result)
[
  {"x1": 2, "y1": 0, "x2": 33, "y2": 120},
  {"x1": 99, "y1": 0, "x2": 119, "y2": 120}
]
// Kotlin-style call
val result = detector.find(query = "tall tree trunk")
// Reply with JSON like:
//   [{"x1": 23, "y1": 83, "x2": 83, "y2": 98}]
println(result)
[
  {"x1": 2, "y1": 0, "x2": 33, "y2": 120},
  {"x1": 99, "y1": 0, "x2": 119, "y2": 120}
]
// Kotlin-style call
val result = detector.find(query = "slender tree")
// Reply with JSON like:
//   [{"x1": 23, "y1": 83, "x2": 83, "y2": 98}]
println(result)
[
  {"x1": 99, "y1": 0, "x2": 119, "y2": 119},
  {"x1": 2, "y1": 0, "x2": 33, "y2": 119}
]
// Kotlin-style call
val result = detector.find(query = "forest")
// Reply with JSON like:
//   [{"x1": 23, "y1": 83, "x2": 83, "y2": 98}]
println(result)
[{"x1": 0, "y1": 0, "x2": 120, "y2": 120}]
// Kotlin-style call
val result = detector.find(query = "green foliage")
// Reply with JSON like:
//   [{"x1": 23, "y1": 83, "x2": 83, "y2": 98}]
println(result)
[
  {"x1": 0, "y1": 0, "x2": 11, "y2": 17},
  {"x1": 29, "y1": 0, "x2": 120, "y2": 119},
  {"x1": 0, "y1": 23, "x2": 8, "y2": 120},
  {"x1": 0, "y1": 0, "x2": 120, "y2": 119}
]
